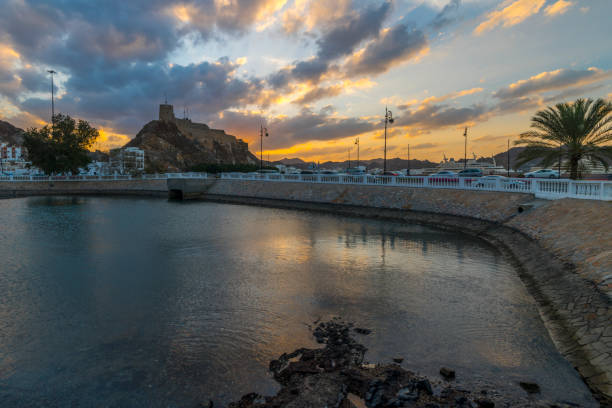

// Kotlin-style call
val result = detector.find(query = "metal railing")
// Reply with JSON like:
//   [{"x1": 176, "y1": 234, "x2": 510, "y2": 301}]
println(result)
[
  {"x1": 219, "y1": 172, "x2": 612, "y2": 201},
  {"x1": 0, "y1": 172, "x2": 209, "y2": 182}
]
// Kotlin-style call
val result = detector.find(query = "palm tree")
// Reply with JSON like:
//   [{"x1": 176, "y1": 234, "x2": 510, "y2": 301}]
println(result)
[{"x1": 515, "y1": 98, "x2": 612, "y2": 179}]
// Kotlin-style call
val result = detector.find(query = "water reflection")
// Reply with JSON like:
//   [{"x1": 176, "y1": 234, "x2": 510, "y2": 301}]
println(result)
[{"x1": 0, "y1": 197, "x2": 596, "y2": 407}]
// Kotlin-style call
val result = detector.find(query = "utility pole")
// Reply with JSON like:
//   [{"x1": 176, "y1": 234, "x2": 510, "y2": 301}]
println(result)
[
  {"x1": 355, "y1": 137, "x2": 360, "y2": 168},
  {"x1": 463, "y1": 127, "x2": 468, "y2": 169},
  {"x1": 407, "y1": 143, "x2": 410, "y2": 175},
  {"x1": 384, "y1": 107, "x2": 394, "y2": 173},
  {"x1": 47, "y1": 70, "x2": 56, "y2": 125},
  {"x1": 259, "y1": 125, "x2": 268, "y2": 171},
  {"x1": 507, "y1": 138, "x2": 510, "y2": 177}
]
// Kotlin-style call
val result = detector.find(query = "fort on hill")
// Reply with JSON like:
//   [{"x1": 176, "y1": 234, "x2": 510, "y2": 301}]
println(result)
[
  {"x1": 158, "y1": 104, "x2": 249, "y2": 155},
  {"x1": 124, "y1": 104, "x2": 257, "y2": 172}
]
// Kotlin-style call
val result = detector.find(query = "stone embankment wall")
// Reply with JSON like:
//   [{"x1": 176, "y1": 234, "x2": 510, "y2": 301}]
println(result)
[
  {"x1": 169, "y1": 178, "x2": 611, "y2": 401},
  {"x1": 0, "y1": 179, "x2": 168, "y2": 198},
  {"x1": 182, "y1": 178, "x2": 533, "y2": 221}
]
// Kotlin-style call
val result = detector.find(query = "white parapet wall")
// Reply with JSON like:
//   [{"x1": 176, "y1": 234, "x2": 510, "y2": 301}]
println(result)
[{"x1": 219, "y1": 172, "x2": 612, "y2": 201}]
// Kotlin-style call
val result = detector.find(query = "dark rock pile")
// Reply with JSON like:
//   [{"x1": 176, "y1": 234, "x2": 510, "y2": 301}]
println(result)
[{"x1": 228, "y1": 319, "x2": 509, "y2": 408}]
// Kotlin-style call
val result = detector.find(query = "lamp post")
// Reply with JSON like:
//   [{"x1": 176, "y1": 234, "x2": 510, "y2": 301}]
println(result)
[
  {"x1": 260, "y1": 125, "x2": 269, "y2": 171},
  {"x1": 47, "y1": 70, "x2": 56, "y2": 125},
  {"x1": 355, "y1": 137, "x2": 360, "y2": 168},
  {"x1": 463, "y1": 127, "x2": 468, "y2": 169},
  {"x1": 507, "y1": 138, "x2": 510, "y2": 177},
  {"x1": 407, "y1": 143, "x2": 410, "y2": 176},
  {"x1": 558, "y1": 142, "x2": 562, "y2": 178},
  {"x1": 384, "y1": 107, "x2": 394, "y2": 173}
]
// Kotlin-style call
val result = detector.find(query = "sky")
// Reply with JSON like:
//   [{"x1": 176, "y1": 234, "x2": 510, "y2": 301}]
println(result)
[{"x1": 0, "y1": 0, "x2": 610, "y2": 162}]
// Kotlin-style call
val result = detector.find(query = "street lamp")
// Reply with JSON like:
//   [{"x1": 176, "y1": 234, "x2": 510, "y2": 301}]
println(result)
[
  {"x1": 463, "y1": 127, "x2": 468, "y2": 169},
  {"x1": 383, "y1": 107, "x2": 394, "y2": 173},
  {"x1": 47, "y1": 70, "x2": 56, "y2": 125},
  {"x1": 259, "y1": 124, "x2": 269, "y2": 170},
  {"x1": 407, "y1": 143, "x2": 410, "y2": 176}
]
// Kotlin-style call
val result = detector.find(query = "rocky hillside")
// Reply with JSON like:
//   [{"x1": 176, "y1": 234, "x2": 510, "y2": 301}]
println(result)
[
  {"x1": 0, "y1": 120, "x2": 24, "y2": 145},
  {"x1": 124, "y1": 120, "x2": 257, "y2": 172}
]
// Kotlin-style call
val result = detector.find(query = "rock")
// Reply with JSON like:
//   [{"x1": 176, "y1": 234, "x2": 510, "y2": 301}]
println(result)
[
  {"x1": 392, "y1": 357, "x2": 403, "y2": 364},
  {"x1": 416, "y1": 379, "x2": 433, "y2": 395},
  {"x1": 476, "y1": 398, "x2": 495, "y2": 408},
  {"x1": 354, "y1": 327, "x2": 372, "y2": 335},
  {"x1": 397, "y1": 387, "x2": 418, "y2": 401},
  {"x1": 440, "y1": 367, "x2": 456, "y2": 380},
  {"x1": 519, "y1": 381, "x2": 541, "y2": 394}
]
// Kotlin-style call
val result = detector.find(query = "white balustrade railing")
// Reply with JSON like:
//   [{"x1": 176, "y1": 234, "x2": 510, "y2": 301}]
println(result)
[
  {"x1": 3, "y1": 171, "x2": 610, "y2": 200},
  {"x1": 218, "y1": 172, "x2": 612, "y2": 201},
  {"x1": 0, "y1": 172, "x2": 209, "y2": 182}
]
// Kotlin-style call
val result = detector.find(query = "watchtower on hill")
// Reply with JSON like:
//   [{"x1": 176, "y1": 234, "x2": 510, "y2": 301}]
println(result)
[
  {"x1": 156, "y1": 103, "x2": 250, "y2": 156},
  {"x1": 159, "y1": 104, "x2": 175, "y2": 122}
]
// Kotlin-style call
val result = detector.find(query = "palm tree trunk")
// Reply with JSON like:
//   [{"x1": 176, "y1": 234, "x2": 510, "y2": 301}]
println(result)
[{"x1": 570, "y1": 157, "x2": 579, "y2": 180}]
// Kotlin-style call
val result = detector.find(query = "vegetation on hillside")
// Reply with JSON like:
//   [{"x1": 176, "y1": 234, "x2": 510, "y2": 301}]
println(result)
[{"x1": 516, "y1": 98, "x2": 612, "y2": 179}]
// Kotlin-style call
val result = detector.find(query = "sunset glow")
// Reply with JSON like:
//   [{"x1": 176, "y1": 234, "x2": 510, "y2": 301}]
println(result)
[{"x1": 0, "y1": 0, "x2": 609, "y2": 162}]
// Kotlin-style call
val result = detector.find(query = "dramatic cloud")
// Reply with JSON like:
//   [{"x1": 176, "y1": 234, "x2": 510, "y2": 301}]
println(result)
[
  {"x1": 474, "y1": 0, "x2": 546, "y2": 35},
  {"x1": 292, "y1": 85, "x2": 343, "y2": 105},
  {"x1": 493, "y1": 68, "x2": 612, "y2": 100},
  {"x1": 213, "y1": 106, "x2": 377, "y2": 149},
  {"x1": 343, "y1": 23, "x2": 428, "y2": 77},
  {"x1": 315, "y1": 2, "x2": 391, "y2": 62},
  {"x1": 281, "y1": 0, "x2": 353, "y2": 34},
  {"x1": 268, "y1": 2, "x2": 391, "y2": 89},
  {"x1": 396, "y1": 103, "x2": 489, "y2": 130},
  {"x1": 410, "y1": 142, "x2": 439, "y2": 150},
  {"x1": 430, "y1": 0, "x2": 461, "y2": 30},
  {"x1": 20, "y1": 58, "x2": 263, "y2": 135},
  {"x1": 544, "y1": 0, "x2": 574, "y2": 16}
]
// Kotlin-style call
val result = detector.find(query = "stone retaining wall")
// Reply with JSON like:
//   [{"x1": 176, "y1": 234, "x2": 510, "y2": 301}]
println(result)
[
  {"x1": 0, "y1": 179, "x2": 168, "y2": 197},
  {"x1": 205, "y1": 179, "x2": 533, "y2": 222}
]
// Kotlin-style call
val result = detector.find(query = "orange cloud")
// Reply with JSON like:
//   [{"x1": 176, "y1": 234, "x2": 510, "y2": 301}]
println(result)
[
  {"x1": 421, "y1": 87, "x2": 484, "y2": 105},
  {"x1": 93, "y1": 128, "x2": 131, "y2": 152},
  {"x1": 474, "y1": 0, "x2": 546, "y2": 35},
  {"x1": 544, "y1": 0, "x2": 573, "y2": 16},
  {"x1": 282, "y1": 0, "x2": 352, "y2": 33}
]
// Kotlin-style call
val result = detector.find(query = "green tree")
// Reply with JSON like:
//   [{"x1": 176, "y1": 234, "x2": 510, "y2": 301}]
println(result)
[
  {"x1": 515, "y1": 98, "x2": 612, "y2": 179},
  {"x1": 23, "y1": 114, "x2": 99, "y2": 175}
]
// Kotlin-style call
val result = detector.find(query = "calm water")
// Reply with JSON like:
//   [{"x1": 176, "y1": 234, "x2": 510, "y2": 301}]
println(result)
[{"x1": 0, "y1": 196, "x2": 595, "y2": 407}]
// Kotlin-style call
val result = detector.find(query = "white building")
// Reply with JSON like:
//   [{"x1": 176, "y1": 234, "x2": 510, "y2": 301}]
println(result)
[
  {"x1": 0, "y1": 143, "x2": 22, "y2": 160},
  {"x1": 109, "y1": 147, "x2": 145, "y2": 174}
]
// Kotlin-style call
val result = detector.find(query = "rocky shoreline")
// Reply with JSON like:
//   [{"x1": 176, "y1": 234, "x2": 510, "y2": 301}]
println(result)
[{"x1": 226, "y1": 319, "x2": 579, "y2": 408}]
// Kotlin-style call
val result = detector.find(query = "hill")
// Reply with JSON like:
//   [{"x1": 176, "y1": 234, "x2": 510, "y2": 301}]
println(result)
[
  {"x1": 125, "y1": 119, "x2": 257, "y2": 172},
  {"x1": 0, "y1": 120, "x2": 24, "y2": 145}
]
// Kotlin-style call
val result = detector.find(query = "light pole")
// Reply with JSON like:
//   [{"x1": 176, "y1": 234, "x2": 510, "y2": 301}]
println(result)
[
  {"x1": 558, "y1": 142, "x2": 562, "y2": 178},
  {"x1": 384, "y1": 107, "x2": 394, "y2": 173},
  {"x1": 463, "y1": 127, "x2": 468, "y2": 169},
  {"x1": 259, "y1": 125, "x2": 268, "y2": 171},
  {"x1": 407, "y1": 143, "x2": 410, "y2": 176},
  {"x1": 47, "y1": 70, "x2": 56, "y2": 124},
  {"x1": 355, "y1": 137, "x2": 360, "y2": 168},
  {"x1": 507, "y1": 138, "x2": 510, "y2": 177}
]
